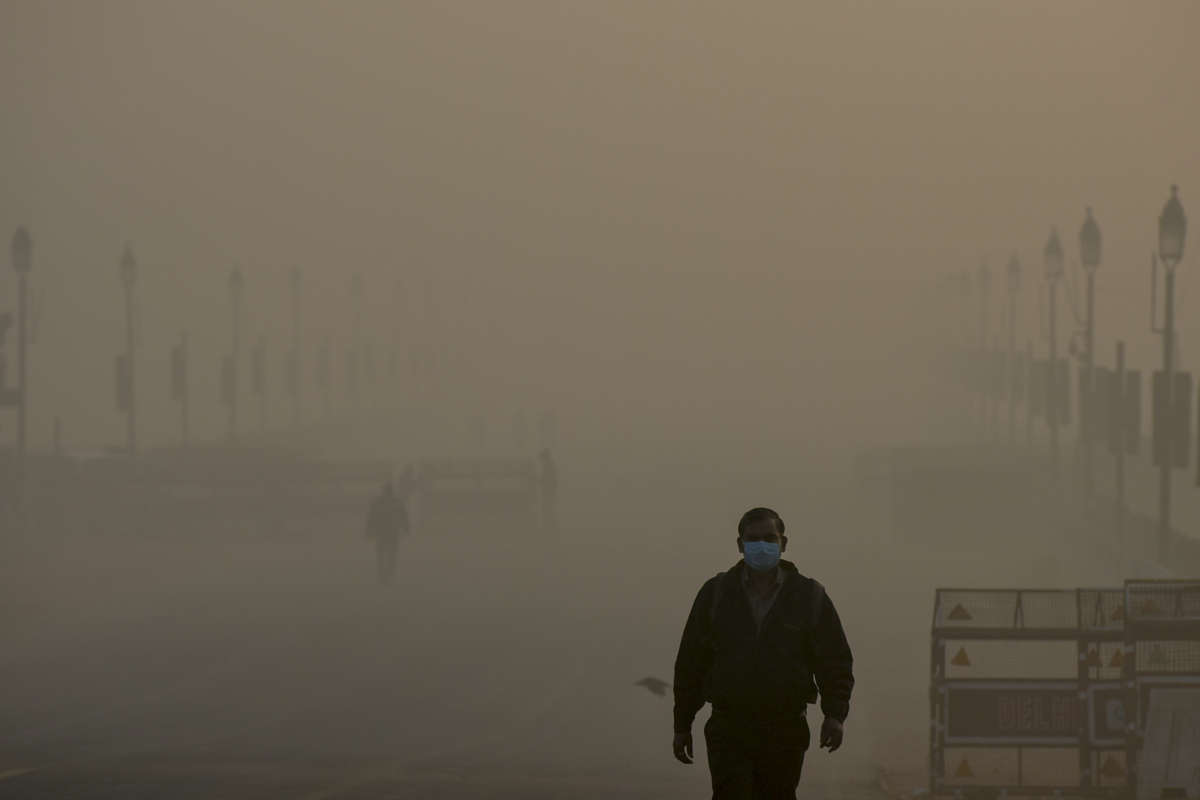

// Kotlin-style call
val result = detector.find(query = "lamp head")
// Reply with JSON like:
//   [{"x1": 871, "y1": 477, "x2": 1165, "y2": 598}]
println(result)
[
  {"x1": 1159, "y1": 185, "x2": 1187, "y2": 266},
  {"x1": 1006, "y1": 253, "x2": 1021, "y2": 294},
  {"x1": 1044, "y1": 227, "x2": 1064, "y2": 281},
  {"x1": 11, "y1": 226, "x2": 32, "y2": 274},
  {"x1": 120, "y1": 243, "x2": 137, "y2": 288},
  {"x1": 1079, "y1": 206, "x2": 1101, "y2": 270}
]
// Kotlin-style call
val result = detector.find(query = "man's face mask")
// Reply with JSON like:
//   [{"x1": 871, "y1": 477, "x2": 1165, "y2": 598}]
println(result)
[{"x1": 742, "y1": 540, "x2": 781, "y2": 572}]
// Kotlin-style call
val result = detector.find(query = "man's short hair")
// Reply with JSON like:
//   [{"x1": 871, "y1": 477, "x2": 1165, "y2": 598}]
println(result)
[{"x1": 737, "y1": 507, "x2": 785, "y2": 537}]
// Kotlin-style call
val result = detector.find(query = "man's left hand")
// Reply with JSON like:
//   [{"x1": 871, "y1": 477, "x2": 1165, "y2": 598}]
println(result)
[{"x1": 819, "y1": 717, "x2": 844, "y2": 752}]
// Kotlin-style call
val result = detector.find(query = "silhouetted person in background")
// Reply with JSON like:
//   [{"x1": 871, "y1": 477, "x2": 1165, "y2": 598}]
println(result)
[
  {"x1": 538, "y1": 448, "x2": 558, "y2": 532},
  {"x1": 365, "y1": 481, "x2": 408, "y2": 584},
  {"x1": 672, "y1": 507, "x2": 854, "y2": 800}
]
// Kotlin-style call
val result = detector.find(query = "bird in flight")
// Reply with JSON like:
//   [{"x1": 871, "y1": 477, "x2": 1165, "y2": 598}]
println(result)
[{"x1": 634, "y1": 676, "x2": 670, "y2": 697}]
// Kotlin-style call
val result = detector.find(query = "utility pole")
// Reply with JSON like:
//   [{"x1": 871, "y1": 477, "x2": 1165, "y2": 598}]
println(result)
[
  {"x1": 228, "y1": 267, "x2": 244, "y2": 441},
  {"x1": 172, "y1": 332, "x2": 189, "y2": 446},
  {"x1": 1079, "y1": 208, "x2": 1102, "y2": 506},
  {"x1": 350, "y1": 273, "x2": 363, "y2": 408},
  {"x1": 254, "y1": 336, "x2": 266, "y2": 433},
  {"x1": 1114, "y1": 340, "x2": 1126, "y2": 551},
  {"x1": 977, "y1": 259, "x2": 991, "y2": 441},
  {"x1": 289, "y1": 267, "x2": 301, "y2": 428},
  {"x1": 1155, "y1": 186, "x2": 1187, "y2": 565},
  {"x1": 1026, "y1": 340, "x2": 1035, "y2": 451},
  {"x1": 9, "y1": 227, "x2": 32, "y2": 529},
  {"x1": 1006, "y1": 255, "x2": 1021, "y2": 446},
  {"x1": 120, "y1": 244, "x2": 138, "y2": 456},
  {"x1": 1045, "y1": 229, "x2": 1064, "y2": 479}
]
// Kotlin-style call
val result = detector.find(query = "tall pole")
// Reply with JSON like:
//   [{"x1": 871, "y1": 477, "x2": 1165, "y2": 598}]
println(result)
[
  {"x1": 978, "y1": 260, "x2": 990, "y2": 440},
  {"x1": 351, "y1": 273, "x2": 363, "y2": 408},
  {"x1": 1115, "y1": 340, "x2": 1126, "y2": 551},
  {"x1": 1082, "y1": 269, "x2": 1095, "y2": 501},
  {"x1": 1159, "y1": 267, "x2": 1175, "y2": 564},
  {"x1": 1078, "y1": 207, "x2": 1101, "y2": 506},
  {"x1": 17, "y1": 270, "x2": 28, "y2": 462},
  {"x1": 1006, "y1": 256, "x2": 1020, "y2": 446},
  {"x1": 322, "y1": 335, "x2": 332, "y2": 420},
  {"x1": 121, "y1": 245, "x2": 137, "y2": 457},
  {"x1": 1007, "y1": 290, "x2": 1017, "y2": 444},
  {"x1": 9, "y1": 228, "x2": 32, "y2": 534},
  {"x1": 1049, "y1": 276, "x2": 1059, "y2": 476},
  {"x1": 290, "y1": 268, "x2": 300, "y2": 428},
  {"x1": 124, "y1": 282, "x2": 135, "y2": 455},
  {"x1": 229, "y1": 267, "x2": 243, "y2": 441},
  {"x1": 1026, "y1": 340, "x2": 1034, "y2": 451},
  {"x1": 1155, "y1": 185, "x2": 1187, "y2": 565},
  {"x1": 258, "y1": 337, "x2": 266, "y2": 433},
  {"x1": 180, "y1": 332, "x2": 190, "y2": 446}
]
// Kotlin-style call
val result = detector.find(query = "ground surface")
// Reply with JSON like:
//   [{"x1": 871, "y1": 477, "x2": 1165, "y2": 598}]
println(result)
[{"x1": 0, "y1": 441, "x2": 1130, "y2": 797}]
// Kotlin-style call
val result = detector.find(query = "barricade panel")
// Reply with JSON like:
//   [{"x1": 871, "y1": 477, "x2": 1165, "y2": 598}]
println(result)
[
  {"x1": 936, "y1": 590, "x2": 1018, "y2": 629},
  {"x1": 1135, "y1": 640, "x2": 1200, "y2": 673},
  {"x1": 1019, "y1": 590, "x2": 1079, "y2": 629},
  {"x1": 1020, "y1": 747, "x2": 1081, "y2": 787},
  {"x1": 933, "y1": 581, "x2": 1200, "y2": 798},
  {"x1": 941, "y1": 748, "x2": 1018, "y2": 787},
  {"x1": 944, "y1": 639, "x2": 1078, "y2": 679},
  {"x1": 1079, "y1": 589, "x2": 1125, "y2": 631}
]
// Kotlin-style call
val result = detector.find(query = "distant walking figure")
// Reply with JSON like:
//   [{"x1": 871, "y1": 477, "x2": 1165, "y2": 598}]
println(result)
[
  {"x1": 365, "y1": 481, "x2": 408, "y2": 584},
  {"x1": 672, "y1": 507, "x2": 854, "y2": 799}
]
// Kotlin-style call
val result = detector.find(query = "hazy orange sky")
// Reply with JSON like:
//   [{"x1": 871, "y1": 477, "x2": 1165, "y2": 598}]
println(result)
[{"x1": 2, "y1": 1, "x2": 1198, "y2": 450}]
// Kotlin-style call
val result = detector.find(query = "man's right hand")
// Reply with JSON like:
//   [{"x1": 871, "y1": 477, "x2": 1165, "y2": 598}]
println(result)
[{"x1": 672, "y1": 731, "x2": 693, "y2": 764}]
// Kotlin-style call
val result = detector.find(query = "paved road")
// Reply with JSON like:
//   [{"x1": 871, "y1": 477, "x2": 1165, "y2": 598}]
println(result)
[
  {"x1": 0, "y1": 493, "x2": 890, "y2": 799},
  {"x1": 5, "y1": 445, "x2": 1098, "y2": 799}
]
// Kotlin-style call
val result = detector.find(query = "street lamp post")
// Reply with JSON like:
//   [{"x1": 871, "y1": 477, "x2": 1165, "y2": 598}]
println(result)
[
  {"x1": 1044, "y1": 228, "x2": 1065, "y2": 478},
  {"x1": 9, "y1": 228, "x2": 32, "y2": 530},
  {"x1": 229, "y1": 266, "x2": 244, "y2": 441},
  {"x1": 289, "y1": 267, "x2": 301, "y2": 428},
  {"x1": 254, "y1": 336, "x2": 266, "y2": 433},
  {"x1": 351, "y1": 273, "x2": 363, "y2": 407},
  {"x1": 978, "y1": 259, "x2": 992, "y2": 440},
  {"x1": 1079, "y1": 208, "x2": 1102, "y2": 504},
  {"x1": 120, "y1": 244, "x2": 138, "y2": 456},
  {"x1": 1156, "y1": 185, "x2": 1187, "y2": 564},
  {"x1": 10, "y1": 228, "x2": 31, "y2": 464},
  {"x1": 1006, "y1": 254, "x2": 1022, "y2": 446},
  {"x1": 173, "y1": 332, "x2": 189, "y2": 446}
]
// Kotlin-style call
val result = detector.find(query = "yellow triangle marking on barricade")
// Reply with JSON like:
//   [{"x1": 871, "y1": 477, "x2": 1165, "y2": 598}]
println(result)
[
  {"x1": 951, "y1": 647, "x2": 971, "y2": 667},
  {"x1": 1085, "y1": 649, "x2": 1102, "y2": 667},
  {"x1": 1109, "y1": 649, "x2": 1124, "y2": 667},
  {"x1": 955, "y1": 758, "x2": 974, "y2": 778},
  {"x1": 947, "y1": 603, "x2": 973, "y2": 621}
]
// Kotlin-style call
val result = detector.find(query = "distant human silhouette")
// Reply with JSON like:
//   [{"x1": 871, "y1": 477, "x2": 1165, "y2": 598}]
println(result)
[
  {"x1": 364, "y1": 481, "x2": 408, "y2": 584},
  {"x1": 672, "y1": 507, "x2": 854, "y2": 799}
]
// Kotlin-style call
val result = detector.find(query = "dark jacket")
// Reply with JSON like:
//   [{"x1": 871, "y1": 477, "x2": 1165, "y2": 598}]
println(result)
[{"x1": 672, "y1": 559, "x2": 854, "y2": 733}]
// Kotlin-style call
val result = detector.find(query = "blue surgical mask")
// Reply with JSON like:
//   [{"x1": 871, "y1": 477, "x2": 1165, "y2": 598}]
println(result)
[{"x1": 742, "y1": 540, "x2": 781, "y2": 572}]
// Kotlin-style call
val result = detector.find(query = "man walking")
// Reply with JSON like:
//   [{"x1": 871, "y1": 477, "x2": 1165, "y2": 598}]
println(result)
[
  {"x1": 672, "y1": 507, "x2": 854, "y2": 799},
  {"x1": 365, "y1": 480, "x2": 408, "y2": 584}
]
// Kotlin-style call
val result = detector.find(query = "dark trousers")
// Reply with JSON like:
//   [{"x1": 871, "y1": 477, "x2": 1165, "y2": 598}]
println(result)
[
  {"x1": 704, "y1": 711, "x2": 809, "y2": 800},
  {"x1": 375, "y1": 537, "x2": 397, "y2": 584}
]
